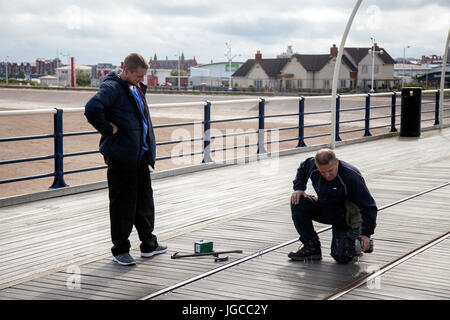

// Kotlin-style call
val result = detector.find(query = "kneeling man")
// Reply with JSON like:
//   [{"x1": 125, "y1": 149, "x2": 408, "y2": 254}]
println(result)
[{"x1": 289, "y1": 149, "x2": 377, "y2": 263}]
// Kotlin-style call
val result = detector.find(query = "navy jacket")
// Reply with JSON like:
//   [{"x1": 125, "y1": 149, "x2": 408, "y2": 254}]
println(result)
[
  {"x1": 293, "y1": 157, "x2": 377, "y2": 237},
  {"x1": 84, "y1": 72, "x2": 156, "y2": 168}
]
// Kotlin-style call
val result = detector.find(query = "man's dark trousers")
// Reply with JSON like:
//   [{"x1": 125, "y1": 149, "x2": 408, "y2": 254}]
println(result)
[
  {"x1": 107, "y1": 158, "x2": 158, "y2": 256},
  {"x1": 291, "y1": 195, "x2": 361, "y2": 263}
]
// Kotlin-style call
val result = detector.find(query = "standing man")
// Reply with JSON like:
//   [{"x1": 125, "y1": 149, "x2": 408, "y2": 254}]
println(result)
[
  {"x1": 85, "y1": 53, "x2": 167, "y2": 266},
  {"x1": 288, "y1": 149, "x2": 377, "y2": 263}
]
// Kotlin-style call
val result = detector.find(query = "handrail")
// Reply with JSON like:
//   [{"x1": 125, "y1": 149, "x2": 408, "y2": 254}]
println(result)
[
  {"x1": 0, "y1": 109, "x2": 58, "y2": 116},
  {"x1": 0, "y1": 89, "x2": 448, "y2": 189}
]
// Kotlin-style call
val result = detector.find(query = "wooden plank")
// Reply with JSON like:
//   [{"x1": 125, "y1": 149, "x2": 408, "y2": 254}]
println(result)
[
  {"x1": 338, "y1": 240, "x2": 450, "y2": 300},
  {"x1": 0, "y1": 127, "x2": 450, "y2": 299}
]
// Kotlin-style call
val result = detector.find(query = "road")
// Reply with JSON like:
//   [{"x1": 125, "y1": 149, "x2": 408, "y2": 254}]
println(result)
[{"x1": 0, "y1": 87, "x2": 424, "y2": 115}]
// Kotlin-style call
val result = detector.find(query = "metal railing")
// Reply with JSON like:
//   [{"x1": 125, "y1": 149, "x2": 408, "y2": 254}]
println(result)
[{"x1": 0, "y1": 89, "x2": 449, "y2": 189}]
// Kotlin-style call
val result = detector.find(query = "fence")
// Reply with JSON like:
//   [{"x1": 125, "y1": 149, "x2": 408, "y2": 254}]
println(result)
[{"x1": 0, "y1": 89, "x2": 449, "y2": 190}]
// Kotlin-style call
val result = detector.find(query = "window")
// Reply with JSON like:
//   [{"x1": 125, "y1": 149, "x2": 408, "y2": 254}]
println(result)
[
  {"x1": 340, "y1": 80, "x2": 346, "y2": 88},
  {"x1": 362, "y1": 65, "x2": 368, "y2": 73},
  {"x1": 324, "y1": 80, "x2": 330, "y2": 88},
  {"x1": 297, "y1": 80, "x2": 303, "y2": 88},
  {"x1": 254, "y1": 80, "x2": 262, "y2": 88},
  {"x1": 285, "y1": 80, "x2": 292, "y2": 89},
  {"x1": 374, "y1": 65, "x2": 379, "y2": 73}
]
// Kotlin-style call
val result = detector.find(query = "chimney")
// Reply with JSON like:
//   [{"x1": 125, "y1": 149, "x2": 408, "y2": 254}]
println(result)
[
  {"x1": 255, "y1": 50, "x2": 262, "y2": 61},
  {"x1": 330, "y1": 44, "x2": 338, "y2": 56}
]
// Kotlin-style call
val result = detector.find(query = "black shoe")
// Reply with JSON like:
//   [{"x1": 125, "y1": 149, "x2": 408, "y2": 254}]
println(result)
[
  {"x1": 112, "y1": 253, "x2": 136, "y2": 266},
  {"x1": 364, "y1": 239, "x2": 374, "y2": 253},
  {"x1": 356, "y1": 237, "x2": 374, "y2": 255},
  {"x1": 288, "y1": 240, "x2": 322, "y2": 261},
  {"x1": 141, "y1": 244, "x2": 168, "y2": 258}
]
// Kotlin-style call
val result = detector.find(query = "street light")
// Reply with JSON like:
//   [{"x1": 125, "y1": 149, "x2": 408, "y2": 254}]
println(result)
[
  {"x1": 59, "y1": 52, "x2": 70, "y2": 86},
  {"x1": 402, "y1": 45, "x2": 410, "y2": 88},
  {"x1": 225, "y1": 42, "x2": 241, "y2": 91},
  {"x1": 368, "y1": 37, "x2": 383, "y2": 93},
  {"x1": 174, "y1": 52, "x2": 181, "y2": 90}
]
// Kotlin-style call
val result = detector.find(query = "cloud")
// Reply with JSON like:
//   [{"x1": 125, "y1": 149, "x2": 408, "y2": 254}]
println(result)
[{"x1": 0, "y1": 0, "x2": 449, "y2": 65}]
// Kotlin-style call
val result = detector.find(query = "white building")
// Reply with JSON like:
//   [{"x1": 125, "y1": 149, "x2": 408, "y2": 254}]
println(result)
[
  {"x1": 146, "y1": 68, "x2": 172, "y2": 86},
  {"x1": 39, "y1": 75, "x2": 59, "y2": 86},
  {"x1": 91, "y1": 63, "x2": 118, "y2": 86},
  {"x1": 190, "y1": 61, "x2": 244, "y2": 86},
  {"x1": 416, "y1": 63, "x2": 450, "y2": 87},
  {"x1": 394, "y1": 63, "x2": 432, "y2": 83},
  {"x1": 277, "y1": 45, "x2": 296, "y2": 58},
  {"x1": 233, "y1": 44, "x2": 396, "y2": 91},
  {"x1": 57, "y1": 65, "x2": 91, "y2": 86}
]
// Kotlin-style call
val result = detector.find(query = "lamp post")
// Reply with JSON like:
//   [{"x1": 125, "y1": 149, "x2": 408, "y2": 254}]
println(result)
[
  {"x1": 402, "y1": 45, "x2": 410, "y2": 88},
  {"x1": 5, "y1": 56, "x2": 9, "y2": 86},
  {"x1": 368, "y1": 37, "x2": 383, "y2": 93},
  {"x1": 59, "y1": 52, "x2": 70, "y2": 86},
  {"x1": 225, "y1": 42, "x2": 241, "y2": 91},
  {"x1": 174, "y1": 52, "x2": 181, "y2": 90}
]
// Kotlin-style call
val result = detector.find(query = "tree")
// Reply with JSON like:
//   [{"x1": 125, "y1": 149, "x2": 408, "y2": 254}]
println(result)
[
  {"x1": 76, "y1": 70, "x2": 91, "y2": 86},
  {"x1": 170, "y1": 69, "x2": 188, "y2": 76}
]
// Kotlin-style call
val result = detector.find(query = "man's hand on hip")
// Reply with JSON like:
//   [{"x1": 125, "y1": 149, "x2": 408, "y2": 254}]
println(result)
[
  {"x1": 291, "y1": 190, "x2": 306, "y2": 205},
  {"x1": 110, "y1": 122, "x2": 118, "y2": 134}
]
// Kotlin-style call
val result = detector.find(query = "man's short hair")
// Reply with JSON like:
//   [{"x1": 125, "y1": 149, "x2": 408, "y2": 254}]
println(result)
[
  {"x1": 315, "y1": 148, "x2": 337, "y2": 166},
  {"x1": 123, "y1": 53, "x2": 149, "y2": 72}
]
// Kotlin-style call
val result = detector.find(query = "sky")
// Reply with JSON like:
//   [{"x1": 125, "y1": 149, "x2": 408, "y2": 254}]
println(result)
[{"x1": 0, "y1": 0, "x2": 449, "y2": 66}]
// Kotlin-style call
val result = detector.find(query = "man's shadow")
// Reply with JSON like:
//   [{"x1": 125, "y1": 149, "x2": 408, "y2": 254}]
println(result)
[{"x1": 274, "y1": 253, "x2": 371, "y2": 299}]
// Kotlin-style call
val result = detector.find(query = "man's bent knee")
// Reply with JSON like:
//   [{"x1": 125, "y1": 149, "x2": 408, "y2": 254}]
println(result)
[
  {"x1": 290, "y1": 198, "x2": 309, "y2": 218},
  {"x1": 331, "y1": 228, "x2": 361, "y2": 264},
  {"x1": 291, "y1": 195, "x2": 313, "y2": 209}
]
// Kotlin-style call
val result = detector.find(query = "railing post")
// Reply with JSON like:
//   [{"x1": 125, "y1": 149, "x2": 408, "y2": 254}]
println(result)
[
  {"x1": 390, "y1": 92, "x2": 397, "y2": 132},
  {"x1": 335, "y1": 94, "x2": 342, "y2": 141},
  {"x1": 297, "y1": 97, "x2": 306, "y2": 147},
  {"x1": 49, "y1": 108, "x2": 68, "y2": 189},
  {"x1": 364, "y1": 93, "x2": 372, "y2": 137},
  {"x1": 434, "y1": 90, "x2": 440, "y2": 126},
  {"x1": 202, "y1": 101, "x2": 213, "y2": 163},
  {"x1": 257, "y1": 98, "x2": 267, "y2": 154}
]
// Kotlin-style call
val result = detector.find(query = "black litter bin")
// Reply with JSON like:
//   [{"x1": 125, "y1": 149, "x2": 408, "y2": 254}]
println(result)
[{"x1": 400, "y1": 87, "x2": 422, "y2": 137}]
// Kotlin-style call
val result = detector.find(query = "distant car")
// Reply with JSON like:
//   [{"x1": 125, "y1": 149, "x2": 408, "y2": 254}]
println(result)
[
  {"x1": 160, "y1": 82, "x2": 172, "y2": 87},
  {"x1": 200, "y1": 83, "x2": 208, "y2": 87}
]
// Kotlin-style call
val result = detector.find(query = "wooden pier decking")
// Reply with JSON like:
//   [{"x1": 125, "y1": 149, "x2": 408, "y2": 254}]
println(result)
[{"x1": 0, "y1": 127, "x2": 449, "y2": 300}]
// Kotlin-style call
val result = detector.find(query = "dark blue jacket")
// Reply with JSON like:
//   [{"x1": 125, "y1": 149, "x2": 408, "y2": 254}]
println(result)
[
  {"x1": 84, "y1": 72, "x2": 156, "y2": 168},
  {"x1": 293, "y1": 157, "x2": 377, "y2": 237}
]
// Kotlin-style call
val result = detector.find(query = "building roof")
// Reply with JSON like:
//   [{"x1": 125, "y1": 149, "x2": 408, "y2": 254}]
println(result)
[
  {"x1": 293, "y1": 54, "x2": 331, "y2": 72},
  {"x1": 344, "y1": 47, "x2": 396, "y2": 65},
  {"x1": 149, "y1": 57, "x2": 198, "y2": 70},
  {"x1": 341, "y1": 55, "x2": 358, "y2": 72},
  {"x1": 233, "y1": 58, "x2": 290, "y2": 77},
  {"x1": 197, "y1": 61, "x2": 245, "y2": 68},
  {"x1": 293, "y1": 53, "x2": 358, "y2": 72}
]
